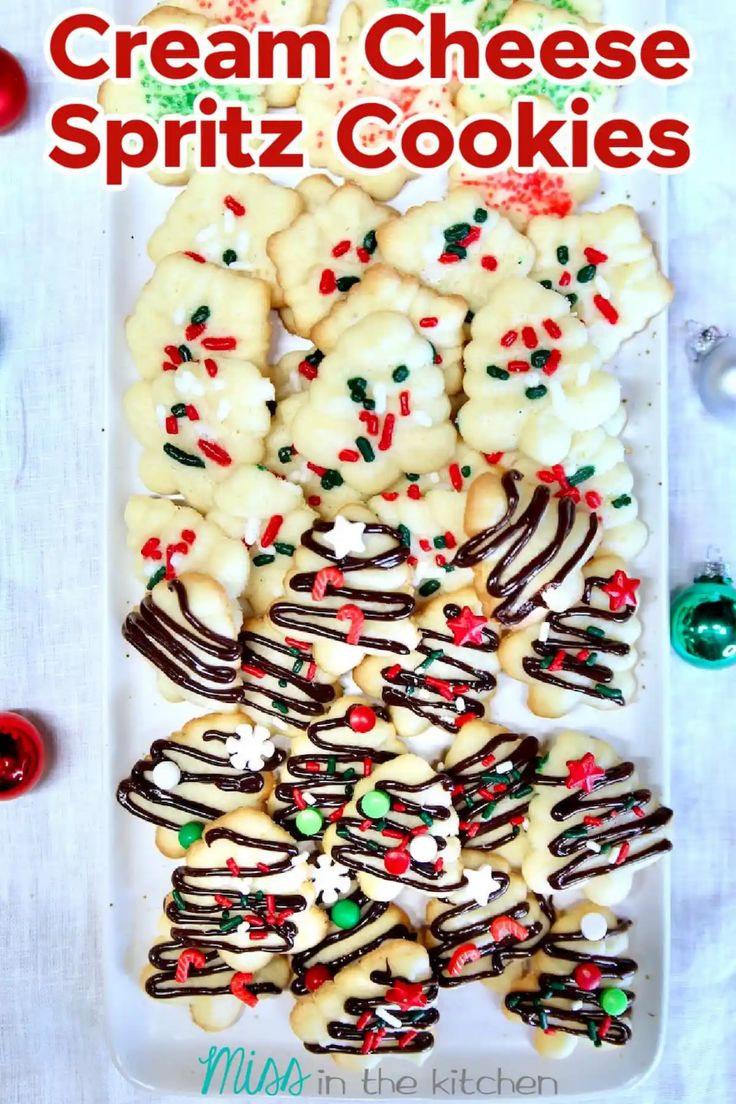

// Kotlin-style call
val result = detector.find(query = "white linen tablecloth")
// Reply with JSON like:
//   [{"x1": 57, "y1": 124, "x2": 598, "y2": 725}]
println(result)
[{"x1": 1, "y1": 2, "x2": 735, "y2": 1101}]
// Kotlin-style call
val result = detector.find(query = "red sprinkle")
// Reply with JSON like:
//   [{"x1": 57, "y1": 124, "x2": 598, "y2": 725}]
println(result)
[
  {"x1": 449, "y1": 463, "x2": 462, "y2": 491},
  {"x1": 336, "y1": 603, "x2": 365, "y2": 645},
  {"x1": 614, "y1": 841, "x2": 631, "y2": 866},
  {"x1": 549, "y1": 649, "x2": 567, "y2": 672},
  {"x1": 201, "y1": 336, "x2": 237, "y2": 351},
  {"x1": 186, "y1": 404, "x2": 199, "y2": 421},
  {"x1": 185, "y1": 321, "x2": 206, "y2": 342},
  {"x1": 585, "y1": 246, "x2": 608, "y2": 265},
  {"x1": 226, "y1": 858, "x2": 240, "y2": 877},
  {"x1": 484, "y1": 451, "x2": 504, "y2": 464},
  {"x1": 508, "y1": 360, "x2": 530, "y2": 373},
  {"x1": 594, "y1": 294, "x2": 620, "y2": 325},
  {"x1": 298, "y1": 359, "x2": 319, "y2": 381},
  {"x1": 439, "y1": 252, "x2": 461, "y2": 264},
  {"x1": 399, "y1": 1030, "x2": 418, "y2": 1049},
  {"x1": 407, "y1": 484, "x2": 421, "y2": 500},
  {"x1": 312, "y1": 566, "x2": 344, "y2": 601},
  {"x1": 224, "y1": 194, "x2": 246, "y2": 217},
  {"x1": 204, "y1": 358, "x2": 218, "y2": 377},
  {"x1": 448, "y1": 943, "x2": 481, "y2": 976},
  {"x1": 399, "y1": 390, "x2": 411, "y2": 416},
  {"x1": 338, "y1": 448, "x2": 360, "y2": 462},
  {"x1": 598, "y1": 1014, "x2": 613, "y2": 1040},
  {"x1": 559, "y1": 270, "x2": 571, "y2": 287},
  {"x1": 543, "y1": 318, "x2": 562, "y2": 340},
  {"x1": 260, "y1": 514, "x2": 283, "y2": 548},
  {"x1": 332, "y1": 239, "x2": 351, "y2": 257},
  {"x1": 307, "y1": 495, "x2": 322, "y2": 507},
  {"x1": 543, "y1": 348, "x2": 562, "y2": 376},
  {"x1": 419, "y1": 316, "x2": 438, "y2": 328},
  {"x1": 214, "y1": 894, "x2": 232, "y2": 908},
  {"x1": 460, "y1": 226, "x2": 481, "y2": 247},
  {"x1": 500, "y1": 330, "x2": 518, "y2": 348},
  {"x1": 359, "y1": 410, "x2": 379, "y2": 436},
  {"x1": 585, "y1": 491, "x2": 603, "y2": 509},
  {"x1": 198, "y1": 438, "x2": 232, "y2": 466},
  {"x1": 378, "y1": 413, "x2": 395, "y2": 452},
  {"x1": 356, "y1": 247, "x2": 371, "y2": 263},
  {"x1": 481, "y1": 255, "x2": 498, "y2": 271},
  {"x1": 140, "y1": 538, "x2": 162, "y2": 560},
  {"x1": 241, "y1": 664, "x2": 265, "y2": 678},
  {"x1": 184, "y1": 251, "x2": 206, "y2": 263},
  {"x1": 522, "y1": 326, "x2": 538, "y2": 349},
  {"x1": 175, "y1": 948, "x2": 206, "y2": 983},
  {"x1": 230, "y1": 973, "x2": 258, "y2": 1007},
  {"x1": 319, "y1": 269, "x2": 336, "y2": 295},
  {"x1": 165, "y1": 415, "x2": 178, "y2": 435},
  {"x1": 382, "y1": 491, "x2": 399, "y2": 501}
]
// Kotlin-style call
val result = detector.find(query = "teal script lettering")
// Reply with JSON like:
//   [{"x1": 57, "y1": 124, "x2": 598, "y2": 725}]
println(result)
[{"x1": 199, "y1": 1047, "x2": 312, "y2": 1096}]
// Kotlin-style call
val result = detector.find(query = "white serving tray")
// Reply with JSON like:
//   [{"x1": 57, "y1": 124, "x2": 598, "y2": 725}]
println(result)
[{"x1": 104, "y1": 0, "x2": 670, "y2": 1096}]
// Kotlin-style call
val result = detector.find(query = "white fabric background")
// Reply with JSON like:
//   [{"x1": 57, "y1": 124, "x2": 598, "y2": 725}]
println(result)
[{"x1": 1, "y1": 3, "x2": 735, "y2": 1101}]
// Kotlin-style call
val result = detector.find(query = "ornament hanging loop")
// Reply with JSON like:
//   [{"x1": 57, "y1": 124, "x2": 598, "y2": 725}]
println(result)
[{"x1": 685, "y1": 321, "x2": 726, "y2": 363}]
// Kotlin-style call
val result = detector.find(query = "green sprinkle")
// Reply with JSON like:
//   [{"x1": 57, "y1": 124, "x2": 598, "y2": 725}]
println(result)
[
  {"x1": 419, "y1": 811, "x2": 434, "y2": 827},
  {"x1": 481, "y1": 802, "x2": 496, "y2": 820},
  {"x1": 562, "y1": 825, "x2": 588, "y2": 839},
  {"x1": 343, "y1": 768, "x2": 356, "y2": 781},
  {"x1": 433, "y1": 535, "x2": 447, "y2": 549},
  {"x1": 464, "y1": 310, "x2": 475, "y2": 324},
  {"x1": 461, "y1": 465, "x2": 472, "y2": 477},
  {"x1": 278, "y1": 679, "x2": 287, "y2": 688},
  {"x1": 444, "y1": 222, "x2": 471, "y2": 242},
  {"x1": 566, "y1": 293, "x2": 579, "y2": 307},
  {"x1": 577, "y1": 264, "x2": 597, "y2": 283},
  {"x1": 336, "y1": 275, "x2": 360, "y2": 293},
  {"x1": 178, "y1": 344, "x2": 192, "y2": 362},
  {"x1": 278, "y1": 446, "x2": 294, "y2": 464},
  {"x1": 406, "y1": 473, "x2": 420, "y2": 482},
  {"x1": 419, "y1": 649, "x2": 444, "y2": 669},
  {"x1": 146, "y1": 565, "x2": 166, "y2": 589},
  {"x1": 487, "y1": 365, "x2": 510, "y2": 380},
  {"x1": 336, "y1": 826, "x2": 350, "y2": 840},
  {"x1": 222, "y1": 248, "x2": 237, "y2": 265},
  {"x1": 392, "y1": 365, "x2": 409, "y2": 382},
  {"x1": 170, "y1": 403, "x2": 188, "y2": 417},
  {"x1": 530, "y1": 349, "x2": 551, "y2": 369},
  {"x1": 220, "y1": 914, "x2": 244, "y2": 933},
  {"x1": 419, "y1": 579, "x2": 441, "y2": 597},
  {"x1": 525, "y1": 385, "x2": 548, "y2": 400},
  {"x1": 514, "y1": 785, "x2": 534, "y2": 798},
  {"x1": 540, "y1": 655, "x2": 554, "y2": 669},
  {"x1": 274, "y1": 541, "x2": 295, "y2": 556},
  {"x1": 538, "y1": 1009, "x2": 549, "y2": 1032},
  {"x1": 163, "y1": 443, "x2": 205, "y2": 468},
  {"x1": 191, "y1": 305, "x2": 210, "y2": 325},
  {"x1": 568, "y1": 465, "x2": 596, "y2": 486},
  {"x1": 445, "y1": 244, "x2": 467, "y2": 259},
  {"x1": 292, "y1": 658, "x2": 303, "y2": 675},
  {"x1": 587, "y1": 625, "x2": 606, "y2": 638},
  {"x1": 172, "y1": 890, "x2": 185, "y2": 910},
  {"x1": 594, "y1": 685, "x2": 624, "y2": 702},
  {"x1": 473, "y1": 208, "x2": 488, "y2": 223},
  {"x1": 356, "y1": 436, "x2": 375, "y2": 462},
  {"x1": 556, "y1": 245, "x2": 569, "y2": 265},
  {"x1": 585, "y1": 652, "x2": 599, "y2": 666},
  {"x1": 506, "y1": 994, "x2": 521, "y2": 1010},
  {"x1": 362, "y1": 398, "x2": 375, "y2": 411},
  {"x1": 540, "y1": 279, "x2": 553, "y2": 290},
  {"x1": 398, "y1": 524, "x2": 411, "y2": 547},
  {"x1": 321, "y1": 470, "x2": 343, "y2": 489},
  {"x1": 612, "y1": 494, "x2": 632, "y2": 509},
  {"x1": 536, "y1": 754, "x2": 549, "y2": 770},
  {"x1": 253, "y1": 554, "x2": 275, "y2": 566},
  {"x1": 362, "y1": 229, "x2": 377, "y2": 254},
  {"x1": 347, "y1": 376, "x2": 367, "y2": 394},
  {"x1": 271, "y1": 699, "x2": 289, "y2": 714}
]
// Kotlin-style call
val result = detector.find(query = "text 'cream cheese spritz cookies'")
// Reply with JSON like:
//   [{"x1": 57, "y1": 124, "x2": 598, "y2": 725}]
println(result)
[
  {"x1": 117, "y1": 710, "x2": 284, "y2": 857},
  {"x1": 523, "y1": 730, "x2": 673, "y2": 905},
  {"x1": 458, "y1": 277, "x2": 621, "y2": 467}
]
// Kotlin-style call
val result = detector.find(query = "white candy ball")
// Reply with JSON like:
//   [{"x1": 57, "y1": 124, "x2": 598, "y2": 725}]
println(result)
[
  {"x1": 580, "y1": 911, "x2": 608, "y2": 942},
  {"x1": 409, "y1": 834, "x2": 438, "y2": 863},
  {"x1": 151, "y1": 760, "x2": 181, "y2": 791}
]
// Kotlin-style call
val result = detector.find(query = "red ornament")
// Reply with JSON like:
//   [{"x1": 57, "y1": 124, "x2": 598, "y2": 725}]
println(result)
[
  {"x1": 565, "y1": 752, "x2": 606, "y2": 794},
  {"x1": 0, "y1": 712, "x2": 44, "y2": 800},
  {"x1": 445, "y1": 606, "x2": 488, "y2": 647},
  {"x1": 347, "y1": 704, "x2": 376, "y2": 733},
  {"x1": 304, "y1": 964, "x2": 332, "y2": 992},
  {"x1": 0, "y1": 48, "x2": 28, "y2": 134},
  {"x1": 601, "y1": 570, "x2": 641, "y2": 612},
  {"x1": 384, "y1": 848, "x2": 410, "y2": 876},
  {"x1": 574, "y1": 963, "x2": 602, "y2": 991}
]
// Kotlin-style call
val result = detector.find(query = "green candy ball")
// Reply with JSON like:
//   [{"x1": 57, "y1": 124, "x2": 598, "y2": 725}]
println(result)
[
  {"x1": 330, "y1": 899, "x2": 361, "y2": 930},
  {"x1": 178, "y1": 821, "x2": 205, "y2": 849},
  {"x1": 295, "y1": 807, "x2": 324, "y2": 837},
  {"x1": 359, "y1": 789, "x2": 391, "y2": 820},
  {"x1": 600, "y1": 987, "x2": 629, "y2": 1016}
]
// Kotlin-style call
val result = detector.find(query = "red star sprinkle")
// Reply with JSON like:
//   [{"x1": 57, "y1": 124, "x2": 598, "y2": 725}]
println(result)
[
  {"x1": 445, "y1": 606, "x2": 488, "y2": 646},
  {"x1": 565, "y1": 752, "x2": 606, "y2": 794},
  {"x1": 385, "y1": 978, "x2": 428, "y2": 1011},
  {"x1": 601, "y1": 570, "x2": 641, "y2": 612}
]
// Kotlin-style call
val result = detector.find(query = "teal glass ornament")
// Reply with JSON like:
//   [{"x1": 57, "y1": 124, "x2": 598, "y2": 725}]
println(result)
[{"x1": 671, "y1": 557, "x2": 736, "y2": 669}]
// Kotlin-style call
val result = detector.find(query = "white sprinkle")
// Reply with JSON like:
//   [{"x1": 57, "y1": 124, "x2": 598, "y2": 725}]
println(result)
[
  {"x1": 521, "y1": 817, "x2": 529, "y2": 830},
  {"x1": 174, "y1": 370, "x2": 205, "y2": 397},
  {"x1": 373, "y1": 383, "x2": 387, "y2": 413},
  {"x1": 495, "y1": 760, "x2": 513, "y2": 774},
  {"x1": 212, "y1": 378, "x2": 226, "y2": 391},
  {"x1": 429, "y1": 472, "x2": 440, "y2": 483},
  {"x1": 587, "y1": 840, "x2": 602, "y2": 853},
  {"x1": 223, "y1": 208, "x2": 236, "y2": 234},
  {"x1": 538, "y1": 621, "x2": 551, "y2": 643},
  {"x1": 172, "y1": 307, "x2": 186, "y2": 326},
  {"x1": 216, "y1": 399, "x2": 232, "y2": 421},
  {"x1": 613, "y1": 843, "x2": 628, "y2": 864},
  {"x1": 577, "y1": 361, "x2": 593, "y2": 388},
  {"x1": 596, "y1": 275, "x2": 611, "y2": 297},
  {"x1": 196, "y1": 222, "x2": 218, "y2": 243},
  {"x1": 580, "y1": 911, "x2": 608, "y2": 942},
  {"x1": 236, "y1": 230, "x2": 250, "y2": 253},
  {"x1": 227, "y1": 261, "x2": 251, "y2": 271},
  {"x1": 151, "y1": 760, "x2": 181, "y2": 791},
  {"x1": 155, "y1": 403, "x2": 167, "y2": 427},
  {"x1": 409, "y1": 834, "x2": 438, "y2": 863},
  {"x1": 413, "y1": 411, "x2": 432, "y2": 426},
  {"x1": 255, "y1": 377, "x2": 276, "y2": 401},
  {"x1": 243, "y1": 517, "x2": 261, "y2": 545},
  {"x1": 455, "y1": 697, "x2": 466, "y2": 712},
  {"x1": 376, "y1": 1006, "x2": 402, "y2": 1028},
  {"x1": 302, "y1": 792, "x2": 317, "y2": 806}
]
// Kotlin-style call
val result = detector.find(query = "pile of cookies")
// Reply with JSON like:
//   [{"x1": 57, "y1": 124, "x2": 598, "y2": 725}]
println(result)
[{"x1": 114, "y1": 0, "x2": 674, "y2": 1068}]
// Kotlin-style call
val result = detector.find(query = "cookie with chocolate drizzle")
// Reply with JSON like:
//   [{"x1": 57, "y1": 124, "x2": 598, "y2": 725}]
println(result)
[
  {"x1": 290, "y1": 939, "x2": 440, "y2": 1069},
  {"x1": 122, "y1": 572, "x2": 243, "y2": 709},
  {"x1": 454, "y1": 470, "x2": 602, "y2": 628},
  {"x1": 323, "y1": 753, "x2": 464, "y2": 901},
  {"x1": 523, "y1": 730, "x2": 673, "y2": 905},
  {"x1": 499, "y1": 556, "x2": 642, "y2": 717},
  {"x1": 443, "y1": 721, "x2": 540, "y2": 867},
  {"x1": 355, "y1": 587, "x2": 500, "y2": 747},
  {"x1": 269, "y1": 506, "x2": 419, "y2": 677},
  {"x1": 505, "y1": 901, "x2": 637, "y2": 1059},
  {"x1": 117, "y1": 711, "x2": 284, "y2": 857},
  {"x1": 269, "y1": 698, "x2": 404, "y2": 842},
  {"x1": 167, "y1": 807, "x2": 328, "y2": 973}
]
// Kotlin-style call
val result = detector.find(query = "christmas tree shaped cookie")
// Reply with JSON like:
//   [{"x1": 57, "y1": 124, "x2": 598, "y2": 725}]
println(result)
[
  {"x1": 458, "y1": 277, "x2": 621, "y2": 467},
  {"x1": 125, "y1": 495, "x2": 249, "y2": 600},
  {"x1": 290, "y1": 939, "x2": 440, "y2": 1068},
  {"x1": 443, "y1": 721, "x2": 540, "y2": 867},
  {"x1": 523, "y1": 731, "x2": 673, "y2": 905},
  {"x1": 499, "y1": 556, "x2": 643, "y2": 717},
  {"x1": 425, "y1": 854, "x2": 551, "y2": 990},
  {"x1": 143, "y1": 915, "x2": 290, "y2": 1031},
  {"x1": 268, "y1": 182, "x2": 397, "y2": 337},
  {"x1": 270, "y1": 699, "x2": 404, "y2": 841},
  {"x1": 125, "y1": 253, "x2": 270, "y2": 379},
  {"x1": 376, "y1": 189, "x2": 534, "y2": 313},
  {"x1": 323, "y1": 753, "x2": 464, "y2": 901},
  {"x1": 168, "y1": 807, "x2": 328, "y2": 973},
  {"x1": 527, "y1": 205, "x2": 674, "y2": 360},
  {"x1": 269, "y1": 507, "x2": 420, "y2": 677},
  {"x1": 239, "y1": 616, "x2": 338, "y2": 737},
  {"x1": 148, "y1": 172, "x2": 303, "y2": 306},
  {"x1": 355, "y1": 589, "x2": 500, "y2": 743},
  {"x1": 123, "y1": 573, "x2": 243, "y2": 709},
  {"x1": 478, "y1": 0, "x2": 602, "y2": 33},
  {"x1": 454, "y1": 470, "x2": 602, "y2": 628},
  {"x1": 117, "y1": 711, "x2": 284, "y2": 857},
  {"x1": 287, "y1": 313, "x2": 457, "y2": 497},
  {"x1": 269, "y1": 347, "x2": 323, "y2": 402},
  {"x1": 505, "y1": 901, "x2": 637, "y2": 1058}
]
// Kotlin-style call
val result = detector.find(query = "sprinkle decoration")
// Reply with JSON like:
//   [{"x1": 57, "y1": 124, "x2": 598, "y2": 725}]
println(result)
[
  {"x1": 601, "y1": 570, "x2": 641, "y2": 612},
  {"x1": 336, "y1": 604, "x2": 365, "y2": 645},
  {"x1": 304, "y1": 964, "x2": 332, "y2": 992},
  {"x1": 384, "y1": 848, "x2": 410, "y2": 876},
  {"x1": 445, "y1": 606, "x2": 489, "y2": 646},
  {"x1": 565, "y1": 752, "x2": 606, "y2": 794},
  {"x1": 323, "y1": 516, "x2": 367, "y2": 559},
  {"x1": 385, "y1": 978, "x2": 428, "y2": 1011},
  {"x1": 175, "y1": 948, "x2": 206, "y2": 983},
  {"x1": 448, "y1": 943, "x2": 481, "y2": 977},
  {"x1": 347, "y1": 704, "x2": 376, "y2": 733},
  {"x1": 230, "y1": 972, "x2": 259, "y2": 1007},
  {"x1": 489, "y1": 915, "x2": 529, "y2": 943},
  {"x1": 312, "y1": 566, "x2": 345, "y2": 601}
]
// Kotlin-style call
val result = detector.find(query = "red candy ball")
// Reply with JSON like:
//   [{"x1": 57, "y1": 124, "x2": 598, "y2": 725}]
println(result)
[
  {"x1": 384, "y1": 848, "x2": 411, "y2": 876},
  {"x1": 304, "y1": 964, "x2": 332, "y2": 992},
  {"x1": 0, "y1": 49, "x2": 28, "y2": 134},
  {"x1": 0, "y1": 712, "x2": 45, "y2": 800},
  {"x1": 574, "y1": 963, "x2": 603, "y2": 991},
  {"x1": 347, "y1": 704, "x2": 376, "y2": 733}
]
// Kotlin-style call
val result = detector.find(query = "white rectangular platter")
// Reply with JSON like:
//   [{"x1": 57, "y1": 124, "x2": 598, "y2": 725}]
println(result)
[{"x1": 104, "y1": 0, "x2": 671, "y2": 1097}]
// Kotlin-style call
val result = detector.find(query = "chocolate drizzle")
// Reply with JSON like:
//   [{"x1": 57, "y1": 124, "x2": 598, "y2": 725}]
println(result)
[
  {"x1": 239, "y1": 627, "x2": 336, "y2": 731},
  {"x1": 145, "y1": 935, "x2": 283, "y2": 1000},
  {"x1": 270, "y1": 520, "x2": 415, "y2": 653},
  {"x1": 522, "y1": 574, "x2": 635, "y2": 705},
  {"x1": 274, "y1": 706, "x2": 396, "y2": 839},
  {"x1": 506, "y1": 918, "x2": 637, "y2": 1046},
  {"x1": 117, "y1": 727, "x2": 284, "y2": 833},
  {"x1": 290, "y1": 892, "x2": 413, "y2": 996},
  {"x1": 381, "y1": 602, "x2": 499, "y2": 732},
  {"x1": 446, "y1": 732, "x2": 539, "y2": 852},
  {"x1": 453, "y1": 471, "x2": 599, "y2": 626},
  {"x1": 122, "y1": 578, "x2": 241, "y2": 702},
  {"x1": 536, "y1": 762, "x2": 673, "y2": 891}
]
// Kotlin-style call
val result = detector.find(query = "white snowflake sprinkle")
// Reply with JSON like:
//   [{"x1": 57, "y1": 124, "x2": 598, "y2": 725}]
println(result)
[
  {"x1": 309, "y1": 854, "x2": 352, "y2": 906},
  {"x1": 225, "y1": 724, "x2": 275, "y2": 771}
]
